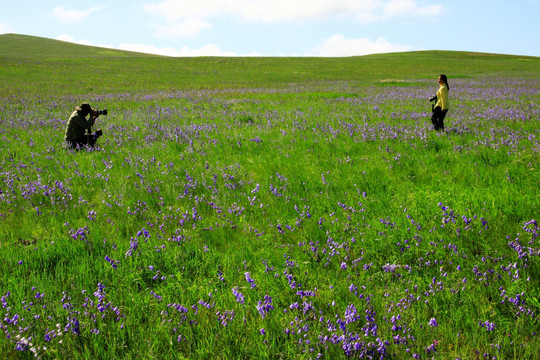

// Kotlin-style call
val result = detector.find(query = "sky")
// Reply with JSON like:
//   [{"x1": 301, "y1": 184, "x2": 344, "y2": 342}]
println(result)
[{"x1": 1, "y1": 0, "x2": 539, "y2": 57}]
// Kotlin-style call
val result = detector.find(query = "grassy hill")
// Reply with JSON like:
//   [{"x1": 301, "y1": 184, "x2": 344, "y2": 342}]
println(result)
[
  {"x1": 1, "y1": 33, "x2": 539, "y2": 96},
  {"x1": 0, "y1": 33, "x2": 158, "y2": 58}
]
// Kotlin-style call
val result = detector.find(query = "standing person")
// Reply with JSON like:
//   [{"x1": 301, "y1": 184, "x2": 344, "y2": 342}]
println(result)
[
  {"x1": 64, "y1": 103, "x2": 103, "y2": 148},
  {"x1": 430, "y1": 74, "x2": 450, "y2": 131}
]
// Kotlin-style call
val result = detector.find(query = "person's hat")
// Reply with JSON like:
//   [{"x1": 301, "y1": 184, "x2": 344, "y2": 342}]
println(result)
[{"x1": 75, "y1": 103, "x2": 93, "y2": 113}]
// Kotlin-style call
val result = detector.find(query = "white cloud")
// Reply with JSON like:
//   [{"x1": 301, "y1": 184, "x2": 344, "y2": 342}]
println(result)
[
  {"x1": 141, "y1": 0, "x2": 442, "y2": 38},
  {"x1": 56, "y1": 34, "x2": 95, "y2": 47},
  {"x1": 54, "y1": 32, "x2": 411, "y2": 57},
  {"x1": 54, "y1": 31, "x2": 414, "y2": 57},
  {"x1": 0, "y1": 23, "x2": 15, "y2": 34},
  {"x1": 152, "y1": 19, "x2": 212, "y2": 38},
  {"x1": 383, "y1": 0, "x2": 441, "y2": 18},
  {"x1": 143, "y1": 0, "x2": 442, "y2": 24},
  {"x1": 54, "y1": 34, "x2": 255, "y2": 57},
  {"x1": 307, "y1": 34, "x2": 414, "y2": 56},
  {"x1": 50, "y1": 5, "x2": 104, "y2": 25},
  {"x1": 118, "y1": 43, "x2": 261, "y2": 57}
]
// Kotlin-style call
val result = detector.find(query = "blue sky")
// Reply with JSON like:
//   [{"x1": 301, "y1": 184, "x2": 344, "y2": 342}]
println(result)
[{"x1": 1, "y1": 0, "x2": 539, "y2": 57}]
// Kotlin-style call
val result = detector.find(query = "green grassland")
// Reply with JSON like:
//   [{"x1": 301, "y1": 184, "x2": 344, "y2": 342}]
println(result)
[
  {"x1": 2, "y1": 33, "x2": 539, "y2": 96},
  {"x1": 0, "y1": 34, "x2": 539, "y2": 359}
]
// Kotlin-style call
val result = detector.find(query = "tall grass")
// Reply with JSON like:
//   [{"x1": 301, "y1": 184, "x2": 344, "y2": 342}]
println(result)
[{"x1": 0, "y1": 35, "x2": 539, "y2": 359}]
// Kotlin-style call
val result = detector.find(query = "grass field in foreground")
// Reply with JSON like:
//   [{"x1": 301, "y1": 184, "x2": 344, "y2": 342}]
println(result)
[{"x1": 0, "y1": 34, "x2": 539, "y2": 359}]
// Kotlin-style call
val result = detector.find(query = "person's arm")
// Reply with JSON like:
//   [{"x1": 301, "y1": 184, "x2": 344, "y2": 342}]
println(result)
[{"x1": 72, "y1": 113, "x2": 96, "y2": 129}]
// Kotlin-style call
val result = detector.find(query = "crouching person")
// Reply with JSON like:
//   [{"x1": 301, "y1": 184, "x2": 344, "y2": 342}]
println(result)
[{"x1": 64, "y1": 103, "x2": 103, "y2": 149}]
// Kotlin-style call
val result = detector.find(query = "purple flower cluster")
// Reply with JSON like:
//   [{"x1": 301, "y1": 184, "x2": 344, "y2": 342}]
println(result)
[
  {"x1": 232, "y1": 287, "x2": 245, "y2": 305},
  {"x1": 244, "y1": 272, "x2": 257, "y2": 289},
  {"x1": 256, "y1": 295, "x2": 273, "y2": 319},
  {"x1": 479, "y1": 320, "x2": 496, "y2": 331}
]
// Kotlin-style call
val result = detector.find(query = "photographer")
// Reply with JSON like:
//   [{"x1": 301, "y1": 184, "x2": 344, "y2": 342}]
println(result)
[
  {"x1": 64, "y1": 103, "x2": 104, "y2": 149},
  {"x1": 429, "y1": 74, "x2": 450, "y2": 131}
]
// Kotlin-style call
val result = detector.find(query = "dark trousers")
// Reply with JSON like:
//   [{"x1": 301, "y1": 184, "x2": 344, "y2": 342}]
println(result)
[
  {"x1": 431, "y1": 106, "x2": 448, "y2": 131},
  {"x1": 67, "y1": 131, "x2": 102, "y2": 149}
]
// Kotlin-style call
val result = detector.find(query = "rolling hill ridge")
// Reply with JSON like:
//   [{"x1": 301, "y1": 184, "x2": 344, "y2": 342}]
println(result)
[{"x1": 1, "y1": 33, "x2": 539, "y2": 96}]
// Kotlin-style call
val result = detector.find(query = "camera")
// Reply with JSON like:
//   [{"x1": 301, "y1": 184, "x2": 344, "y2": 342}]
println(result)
[
  {"x1": 429, "y1": 95, "x2": 437, "y2": 102},
  {"x1": 96, "y1": 109, "x2": 108, "y2": 115}
]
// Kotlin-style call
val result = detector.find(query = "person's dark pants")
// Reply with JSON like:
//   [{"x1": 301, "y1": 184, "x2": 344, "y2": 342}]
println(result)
[
  {"x1": 431, "y1": 106, "x2": 448, "y2": 131},
  {"x1": 67, "y1": 131, "x2": 102, "y2": 149}
]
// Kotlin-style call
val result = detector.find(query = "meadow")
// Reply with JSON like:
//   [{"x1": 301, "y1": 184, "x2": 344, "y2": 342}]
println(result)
[{"x1": 1, "y1": 34, "x2": 539, "y2": 359}]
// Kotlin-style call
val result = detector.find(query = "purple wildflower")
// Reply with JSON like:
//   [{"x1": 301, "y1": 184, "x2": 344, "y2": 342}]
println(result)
[
  {"x1": 232, "y1": 287, "x2": 244, "y2": 304},
  {"x1": 244, "y1": 272, "x2": 257, "y2": 289},
  {"x1": 256, "y1": 295, "x2": 274, "y2": 318},
  {"x1": 479, "y1": 320, "x2": 496, "y2": 331}
]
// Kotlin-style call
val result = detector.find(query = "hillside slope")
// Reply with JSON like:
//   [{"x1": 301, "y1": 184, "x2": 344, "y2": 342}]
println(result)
[
  {"x1": 1, "y1": 34, "x2": 539, "y2": 96},
  {"x1": 0, "y1": 33, "x2": 158, "y2": 58}
]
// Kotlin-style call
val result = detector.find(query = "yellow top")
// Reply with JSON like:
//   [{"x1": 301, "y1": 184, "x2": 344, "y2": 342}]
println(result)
[{"x1": 435, "y1": 84, "x2": 449, "y2": 110}]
